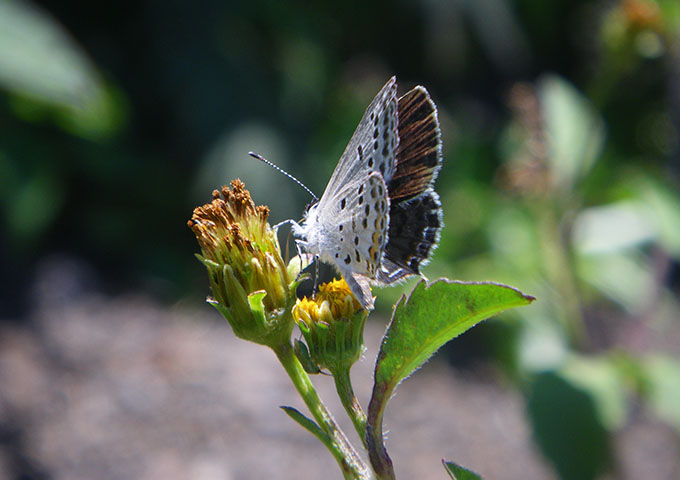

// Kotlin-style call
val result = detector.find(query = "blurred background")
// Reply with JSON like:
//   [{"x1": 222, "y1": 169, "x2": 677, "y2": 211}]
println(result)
[{"x1": 1, "y1": 0, "x2": 680, "y2": 479}]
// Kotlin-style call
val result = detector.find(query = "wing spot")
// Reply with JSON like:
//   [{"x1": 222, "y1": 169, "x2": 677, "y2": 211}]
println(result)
[
  {"x1": 357, "y1": 145, "x2": 364, "y2": 160},
  {"x1": 367, "y1": 157, "x2": 374, "y2": 168},
  {"x1": 362, "y1": 218, "x2": 368, "y2": 229},
  {"x1": 373, "y1": 128, "x2": 379, "y2": 139},
  {"x1": 379, "y1": 163, "x2": 385, "y2": 176},
  {"x1": 344, "y1": 255, "x2": 351, "y2": 265},
  {"x1": 370, "y1": 187, "x2": 377, "y2": 199},
  {"x1": 354, "y1": 236, "x2": 359, "y2": 246},
  {"x1": 341, "y1": 198, "x2": 346, "y2": 209},
  {"x1": 358, "y1": 195, "x2": 364, "y2": 205},
  {"x1": 374, "y1": 140, "x2": 379, "y2": 151},
  {"x1": 358, "y1": 184, "x2": 364, "y2": 194},
  {"x1": 355, "y1": 250, "x2": 360, "y2": 262},
  {"x1": 365, "y1": 204, "x2": 370, "y2": 216}
]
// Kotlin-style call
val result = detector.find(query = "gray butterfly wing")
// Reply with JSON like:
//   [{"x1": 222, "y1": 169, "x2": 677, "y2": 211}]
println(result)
[
  {"x1": 312, "y1": 172, "x2": 390, "y2": 278},
  {"x1": 316, "y1": 77, "x2": 399, "y2": 210}
]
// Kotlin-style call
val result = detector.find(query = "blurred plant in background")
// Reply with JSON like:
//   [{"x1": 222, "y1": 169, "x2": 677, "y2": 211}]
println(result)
[{"x1": 1, "y1": 0, "x2": 679, "y2": 479}]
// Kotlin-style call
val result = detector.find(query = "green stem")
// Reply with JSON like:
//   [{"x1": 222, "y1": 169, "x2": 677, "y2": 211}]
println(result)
[
  {"x1": 536, "y1": 200, "x2": 588, "y2": 347},
  {"x1": 331, "y1": 366, "x2": 368, "y2": 449},
  {"x1": 272, "y1": 341, "x2": 372, "y2": 480},
  {"x1": 366, "y1": 391, "x2": 395, "y2": 480}
]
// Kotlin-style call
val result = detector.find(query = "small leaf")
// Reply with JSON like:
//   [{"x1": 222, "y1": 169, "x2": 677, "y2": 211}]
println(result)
[
  {"x1": 280, "y1": 406, "x2": 330, "y2": 445},
  {"x1": 443, "y1": 460, "x2": 483, "y2": 480}
]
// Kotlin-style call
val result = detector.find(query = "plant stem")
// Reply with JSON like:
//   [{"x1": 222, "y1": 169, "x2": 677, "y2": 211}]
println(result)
[
  {"x1": 273, "y1": 341, "x2": 372, "y2": 480},
  {"x1": 536, "y1": 200, "x2": 588, "y2": 346},
  {"x1": 366, "y1": 393, "x2": 395, "y2": 480},
  {"x1": 331, "y1": 365, "x2": 368, "y2": 448}
]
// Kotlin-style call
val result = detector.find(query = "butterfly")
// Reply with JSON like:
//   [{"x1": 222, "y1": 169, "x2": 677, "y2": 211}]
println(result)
[{"x1": 292, "y1": 77, "x2": 443, "y2": 310}]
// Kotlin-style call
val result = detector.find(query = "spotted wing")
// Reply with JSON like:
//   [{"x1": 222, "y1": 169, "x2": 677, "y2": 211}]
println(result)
[
  {"x1": 319, "y1": 172, "x2": 390, "y2": 277},
  {"x1": 378, "y1": 86, "x2": 443, "y2": 284},
  {"x1": 318, "y1": 77, "x2": 399, "y2": 206}
]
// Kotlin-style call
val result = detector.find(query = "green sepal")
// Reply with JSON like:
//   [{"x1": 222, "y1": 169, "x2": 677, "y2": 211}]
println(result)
[
  {"x1": 194, "y1": 253, "x2": 215, "y2": 267},
  {"x1": 288, "y1": 273, "x2": 311, "y2": 299},
  {"x1": 443, "y1": 460, "x2": 483, "y2": 480},
  {"x1": 222, "y1": 264, "x2": 251, "y2": 320},
  {"x1": 295, "y1": 339, "x2": 322, "y2": 374},
  {"x1": 247, "y1": 290, "x2": 268, "y2": 330},
  {"x1": 287, "y1": 253, "x2": 314, "y2": 281},
  {"x1": 207, "y1": 297, "x2": 233, "y2": 324}
]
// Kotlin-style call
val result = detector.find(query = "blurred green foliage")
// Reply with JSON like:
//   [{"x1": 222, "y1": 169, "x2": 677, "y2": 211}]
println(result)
[{"x1": 1, "y1": 0, "x2": 679, "y2": 478}]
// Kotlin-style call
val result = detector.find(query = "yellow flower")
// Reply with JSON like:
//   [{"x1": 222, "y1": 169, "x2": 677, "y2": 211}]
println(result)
[{"x1": 292, "y1": 279, "x2": 367, "y2": 373}]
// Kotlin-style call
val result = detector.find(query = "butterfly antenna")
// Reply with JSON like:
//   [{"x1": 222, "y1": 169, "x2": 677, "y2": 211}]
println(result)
[{"x1": 249, "y1": 152, "x2": 319, "y2": 202}]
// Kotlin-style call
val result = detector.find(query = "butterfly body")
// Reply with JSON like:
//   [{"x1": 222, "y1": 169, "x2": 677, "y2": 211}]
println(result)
[{"x1": 293, "y1": 77, "x2": 443, "y2": 309}]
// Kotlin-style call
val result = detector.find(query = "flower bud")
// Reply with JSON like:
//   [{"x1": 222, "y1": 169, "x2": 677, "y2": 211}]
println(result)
[{"x1": 292, "y1": 279, "x2": 367, "y2": 373}]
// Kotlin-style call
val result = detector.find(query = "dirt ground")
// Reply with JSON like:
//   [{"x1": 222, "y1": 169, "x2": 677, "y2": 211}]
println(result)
[{"x1": 0, "y1": 259, "x2": 678, "y2": 479}]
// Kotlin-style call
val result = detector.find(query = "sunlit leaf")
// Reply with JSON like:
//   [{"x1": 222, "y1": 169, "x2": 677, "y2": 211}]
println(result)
[
  {"x1": 641, "y1": 355, "x2": 680, "y2": 432},
  {"x1": 572, "y1": 201, "x2": 657, "y2": 254},
  {"x1": 538, "y1": 75, "x2": 605, "y2": 191},
  {"x1": 577, "y1": 250, "x2": 654, "y2": 314},
  {"x1": 366, "y1": 280, "x2": 534, "y2": 477},
  {"x1": 0, "y1": 1, "x2": 125, "y2": 138},
  {"x1": 560, "y1": 355, "x2": 628, "y2": 430},
  {"x1": 372, "y1": 280, "x2": 535, "y2": 391}
]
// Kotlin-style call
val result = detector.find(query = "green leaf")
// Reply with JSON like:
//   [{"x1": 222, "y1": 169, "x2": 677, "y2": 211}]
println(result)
[
  {"x1": 280, "y1": 406, "x2": 332, "y2": 448},
  {"x1": 641, "y1": 355, "x2": 680, "y2": 432},
  {"x1": 538, "y1": 74, "x2": 605, "y2": 191},
  {"x1": 443, "y1": 460, "x2": 483, "y2": 480},
  {"x1": 373, "y1": 279, "x2": 535, "y2": 390},
  {"x1": 366, "y1": 279, "x2": 534, "y2": 478},
  {"x1": 527, "y1": 370, "x2": 611, "y2": 480},
  {"x1": 560, "y1": 355, "x2": 628, "y2": 430},
  {"x1": 0, "y1": 1, "x2": 124, "y2": 138}
]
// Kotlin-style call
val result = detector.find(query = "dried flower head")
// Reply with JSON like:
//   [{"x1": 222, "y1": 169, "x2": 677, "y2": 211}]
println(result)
[{"x1": 189, "y1": 180, "x2": 294, "y2": 345}]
